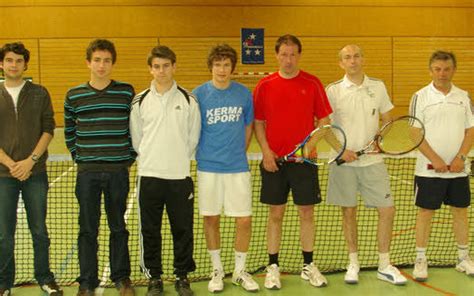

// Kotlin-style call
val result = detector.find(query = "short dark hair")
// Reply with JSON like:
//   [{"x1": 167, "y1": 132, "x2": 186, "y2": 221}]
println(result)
[
  {"x1": 275, "y1": 34, "x2": 302, "y2": 54},
  {"x1": 207, "y1": 44, "x2": 237, "y2": 72},
  {"x1": 0, "y1": 42, "x2": 30, "y2": 71},
  {"x1": 86, "y1": 39, "x2": 117, "y2": 64},
  {"x1": 147, "y1": 46, "x2": 177, "y2": 66},
  {"x1": 429, "y1": 50, "x2": 457, "y2": 69}
]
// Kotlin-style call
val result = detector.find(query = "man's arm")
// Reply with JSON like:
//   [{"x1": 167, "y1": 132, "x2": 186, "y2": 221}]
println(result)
[
  {"x1": 0, "y1": 149, "x2": 15, "y2": 171},
  {"x1": 188, "y1": 98, "x2": 201, "y2": 157},
  {"x1": 10, "y1": 132, "x2": 53, "y2": 181},
  {"x1": 449, "y1": 127, "x2": 474, "y2": 172},
  {"x1": 254, "y1": 120, "x2": 278, "y2": 172},
  {"x1": 245, "y1": 123, "x2": 253, "y2": 151},
  {"x1": 64, "y1": 95, "x2": 77, "y2": 160}
]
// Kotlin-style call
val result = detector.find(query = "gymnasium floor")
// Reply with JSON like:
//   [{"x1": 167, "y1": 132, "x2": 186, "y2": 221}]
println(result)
[{"x1": 10, "y1": 267, "x2": 474, "y2": 295}]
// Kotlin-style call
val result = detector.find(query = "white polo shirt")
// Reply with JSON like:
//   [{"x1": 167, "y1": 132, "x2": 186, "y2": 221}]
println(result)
[
  {"x1": 410, "y1": 82, "x2": 473, "y2": 178},
  {"x1": 326, "y1": 75, "x2": 393, "y2": 167}
]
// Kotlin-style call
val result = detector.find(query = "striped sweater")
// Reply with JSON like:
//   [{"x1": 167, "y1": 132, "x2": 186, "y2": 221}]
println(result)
[{"x1": 64, "y1": 80, "x2": 136, "y2": 171}]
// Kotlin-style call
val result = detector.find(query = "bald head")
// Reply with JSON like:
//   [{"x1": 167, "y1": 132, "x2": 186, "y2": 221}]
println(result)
[{"x1": 338, "y1": 44, "x2": 364, "y2": 61}]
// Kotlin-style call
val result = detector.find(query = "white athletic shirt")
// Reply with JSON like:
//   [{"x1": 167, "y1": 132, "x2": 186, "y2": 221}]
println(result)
[
  {"x1": 5, "y1": 81, "x2": 26, "y2": 113},
  {"x1": 409, "y1": 82, "x2": 473, "y2": 178},
  {"x1": 130, "y1": 81, "x2": 201, "y2": 180},
  {"x1": 326, "y1": 75, "x2": 393, "y2": 167}
]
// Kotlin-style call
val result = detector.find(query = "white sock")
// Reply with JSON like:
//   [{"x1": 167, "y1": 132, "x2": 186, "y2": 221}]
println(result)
[
  {"x1": 457, "y1": 244, "x2": 469, "y2": 260},
  {"x1": 349, "y1": 252, "x2": 359, "y2": 266},
  {"x1": 378, "y1": 252, "x2": 390, "y2": 270},
  {"x1": 415, "y1": 247, "x2": 427, "y2": 261},
  {"x1": 208, "y1": 249, "x2": 223, "y2": 272},
  {"x1": 234, "y1": 250, "x2": 247, "y2": 274}
]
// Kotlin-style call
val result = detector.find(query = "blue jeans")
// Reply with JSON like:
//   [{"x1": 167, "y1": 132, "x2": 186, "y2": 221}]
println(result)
[
  {"x1": 75, "y1": 169, "x2": 131, "y2": 290},
  {"x1": 0, "y1": 172, "x2": 55, "y2": 289}
]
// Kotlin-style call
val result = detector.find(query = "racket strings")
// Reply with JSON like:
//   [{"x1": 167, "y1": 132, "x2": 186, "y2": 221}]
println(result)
[{"x1": 378, "y1": 117, "x2": 425, "y2": 154}]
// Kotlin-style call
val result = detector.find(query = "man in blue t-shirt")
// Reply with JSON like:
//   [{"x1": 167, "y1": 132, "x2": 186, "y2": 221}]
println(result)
[{"x1": 193, "y1": 44, "x2": 258, "y2": 293}]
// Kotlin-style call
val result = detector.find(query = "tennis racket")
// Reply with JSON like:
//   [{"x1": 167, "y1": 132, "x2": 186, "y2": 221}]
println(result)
[
  {"x1": 277, "y1": 124, "x2": 347, "y2": 166},
  {"x1": 336, "y1": 115, "x2": 425, "y2": 165}
]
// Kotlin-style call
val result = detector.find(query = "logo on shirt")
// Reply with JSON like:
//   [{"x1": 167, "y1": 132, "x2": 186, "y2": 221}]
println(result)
[
  {"x1": 175, "y1": 105, "x2": 182, "y2": 110},
  {"x1": 206, "y1": 106, "x2": 243, "y2": 125}
]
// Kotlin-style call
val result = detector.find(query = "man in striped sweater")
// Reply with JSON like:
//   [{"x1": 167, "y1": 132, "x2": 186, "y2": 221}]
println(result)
[{"x1": 64, "y1": 39, "x2": 135, "y2": 296}]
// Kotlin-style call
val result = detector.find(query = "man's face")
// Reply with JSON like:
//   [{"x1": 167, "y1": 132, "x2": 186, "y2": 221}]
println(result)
[
  {"x1": 87, "y1": 50, "x2": 113, "y2": 80},
  {"x1": 1, "y1": 51, "x2": 26, "y2": 80},
  {"x1": 276, "y1": 43, "x2": 301, "y2": 77},
  {"x1": 149, "y1": 57, "x2": 176, "y2": 86},
  {"x1": 339, "y1": 45, "x2": 364, "y2": 76},
  {"x1": 430, "y1": 59, "x2": 456, "y2": 89},
  {"x1": 211, "y1": 58, "x2": 233, "y2": 86}
]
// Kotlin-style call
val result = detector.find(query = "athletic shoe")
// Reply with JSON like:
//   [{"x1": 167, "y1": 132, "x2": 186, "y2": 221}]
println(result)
[
  {"x1": 264, "y1": 264, "x2": 281, "y2": 290},
  {"x1": 232, "y1": 270, "x2": 259, "y2": 292},
  {"x1": 413, "y1": 258, "x2": 428, "y2": 282},
  {"x1": 0, "y1": 289, "x2": 10, "y2": 296},
  {"x1": 455, "y1": 256, "x2": 474, "y2": 276},
  {"x1": 41, "y1": 281, "x2": 63, "y2": 296},
  {"x1": 301, "y1": 262, "x2": 327, "y2": 287},
  {"x1": 344, "y1": 263, "x2": 360, "y2": 284},
  {"x1": 208, "y1": 269, "x2": 225, "y2": 293},
  {"x1": 377, "y1": 265, "x2": 407, "y2": 285},
  {"x1": 147, "y1": 278, "x2": 164, "y2": 296},
  {"x1": 175, "y1": 276, "x2": 194, "y2": 296}
]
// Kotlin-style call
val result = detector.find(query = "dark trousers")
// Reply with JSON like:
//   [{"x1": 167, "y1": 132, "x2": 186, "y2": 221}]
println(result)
[
  {"x1": 138, "y1": 176, "x2": 196, "y2": 278},
  {"x1": 0, "y1": 172, "x2": 54, "y2": 289},
  {"x1": 75, "y1": 169, "x2": 131, "y2": 290}
]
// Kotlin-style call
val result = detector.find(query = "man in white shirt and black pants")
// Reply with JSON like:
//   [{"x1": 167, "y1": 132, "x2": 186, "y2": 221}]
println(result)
[
  {"x1": 410, "y1": 50, "x2": 474, "y2": 282},
  {"x1": 130, "y1": 46, "x2": 201, "y2": 296}
]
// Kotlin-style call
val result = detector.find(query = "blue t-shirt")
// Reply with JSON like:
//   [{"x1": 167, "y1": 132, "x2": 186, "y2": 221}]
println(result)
[{"x1": 193, "y1": 81, "x2": 254, "y2": 173}]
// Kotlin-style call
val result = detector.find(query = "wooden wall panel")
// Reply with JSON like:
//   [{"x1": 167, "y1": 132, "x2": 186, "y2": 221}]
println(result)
[
  {"x1": 5, "y1": 0, "x2": 474, "y2": 7},
  {"x1": 0, "y1": 6, "x2": 473, "y2": 38},
  {"x1": 393, "y1": 37, "x2": 474, "y2": 111},
  {"x1": 39, "y1": 38, "x2": 158, "y2": 125}
]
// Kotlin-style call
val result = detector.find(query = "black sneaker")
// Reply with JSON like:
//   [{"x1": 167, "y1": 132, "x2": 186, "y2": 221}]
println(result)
[
  {"x1": 0, "y1": 288, "x2": 11, "y2": 296},
  {"x1": 175, "y1": 277, "x2": 194, "y2": 296},
  {"x1": 147, "y1": 278, "x2": 164, "y2": 296},
  {"x1": 41, "y1": 281, "x2": 63, "y2": 296}
]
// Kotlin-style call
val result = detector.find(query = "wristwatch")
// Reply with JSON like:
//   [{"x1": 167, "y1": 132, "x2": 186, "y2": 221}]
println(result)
[
  {"x1": 457, "y1": 154, "x2": 467, "y2": 161},
  {"x1": 31, "y1": 154, "x2": 40, "y2": 163}
]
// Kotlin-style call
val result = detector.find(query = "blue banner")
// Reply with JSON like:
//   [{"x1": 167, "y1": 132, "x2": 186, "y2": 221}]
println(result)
[{"x1": 241, "y1": 28, "x2": 264, "y2": 64}]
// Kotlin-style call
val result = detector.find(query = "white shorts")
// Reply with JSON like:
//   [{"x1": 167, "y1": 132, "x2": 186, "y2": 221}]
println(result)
[
  {"x1": 326, "y1": 162, "x2": 393, "y2": 208},
  {"x1": 197, "y1": 171, "x2": 252, "y2": 217}
]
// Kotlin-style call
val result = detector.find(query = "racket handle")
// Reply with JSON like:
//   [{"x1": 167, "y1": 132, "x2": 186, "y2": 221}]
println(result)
[
  {"x1": 427, "y1": 164, "x2": 451, "y2": 170},
  {"x1": 336, "y1": 158, "x2": 346, "y2": 165}
]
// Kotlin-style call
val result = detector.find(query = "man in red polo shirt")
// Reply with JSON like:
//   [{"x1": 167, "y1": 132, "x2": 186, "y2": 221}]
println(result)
[{"x1": 253, "y1": 34, "x2": 332, "y2": 290}]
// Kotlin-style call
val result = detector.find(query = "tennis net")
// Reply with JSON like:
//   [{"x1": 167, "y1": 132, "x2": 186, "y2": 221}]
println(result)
[{"x1": 12, "y1": 154, "x2": 474, "y2": 286}]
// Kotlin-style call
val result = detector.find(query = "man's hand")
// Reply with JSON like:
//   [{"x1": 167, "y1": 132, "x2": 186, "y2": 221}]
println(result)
[
  {"x1": 10, "y1": 158, "x2": 35, "y2": 181},
  {"x1": 340, "y1": 149, "x2": 358, "y2": 163},
  {"x1": 262, "y1": 149, "x2": 279, "y2": 172},
  {"x1": 449, "y1": 156, "x2": 465, "y2": 173},
  {"x1": 430, "y1": 156, "x2": 449, "y2": 173}
]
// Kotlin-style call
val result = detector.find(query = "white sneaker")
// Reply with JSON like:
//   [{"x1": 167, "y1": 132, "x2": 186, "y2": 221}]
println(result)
[
  {"x1": 232, "y1": 270, "x2": 259, "y2": 292},
  {"x1": 377, "y1": 265, "x2": 407, "y2": 285},
  {"x1": 413, "y1": 258, "x2": 428, "y2": 282},
  {"x1": 344, "y1": 263, "x2": 360, "y2": 284},
  {"x1": 456, "y1": 257, "x2": 474, "y2": 276},
  {"x1": 264, "y1": 264, "x2": 281, "y2": 290},
  {"x1": 208, "y1": 269, "x2": 225, "y2": 293},
  {"x1": 301, "y1": 263, "x2": 327, "y2": 287}
]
